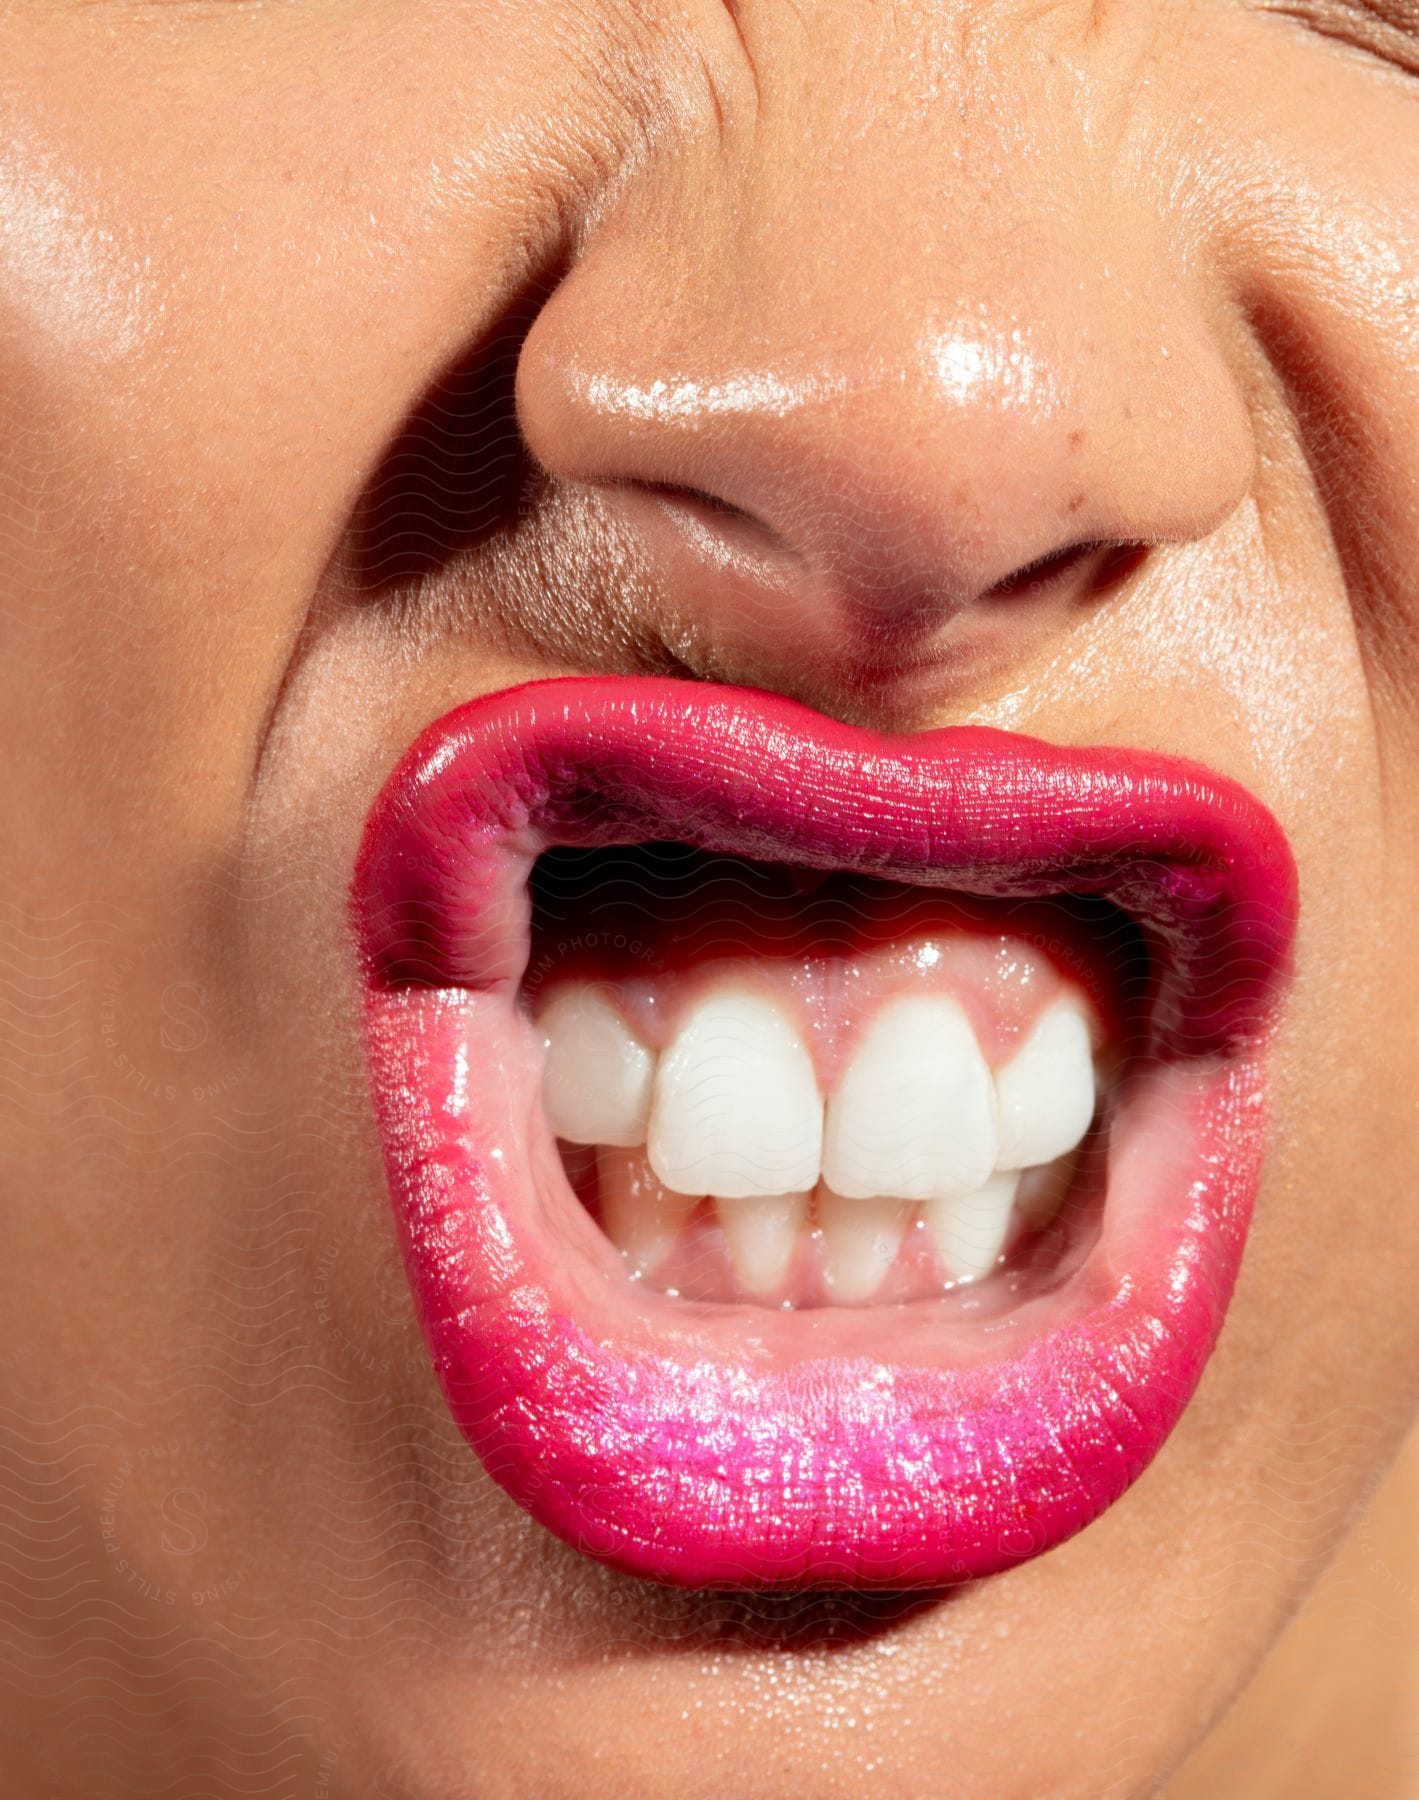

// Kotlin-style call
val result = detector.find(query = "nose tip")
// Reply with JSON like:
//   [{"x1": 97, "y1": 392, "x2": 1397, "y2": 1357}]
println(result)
[{"x1": 515, "y1": 238, "x2": 1254, "y2": 694}]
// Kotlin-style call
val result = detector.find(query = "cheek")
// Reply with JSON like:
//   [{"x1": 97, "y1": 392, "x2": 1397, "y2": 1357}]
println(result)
[
  {"x1": 1195, "y1": 25, "x2": 1419, "y2": 1413},
  {"x1": 0, "y1": 0, "x2": 667, "y2": 1698},
  {"x1": 0, "y1": 0, "x2": 646, "y2": 893}
]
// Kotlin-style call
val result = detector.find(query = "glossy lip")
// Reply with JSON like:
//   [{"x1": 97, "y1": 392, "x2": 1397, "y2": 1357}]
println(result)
[{"x1": 353, "y1": 676, "x2": 1298, "y2": 1589}]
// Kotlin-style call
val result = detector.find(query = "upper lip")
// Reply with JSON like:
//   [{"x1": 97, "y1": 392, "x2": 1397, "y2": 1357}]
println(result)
[
  {"x1": 360, "y1": 678, "x2": 1295, "y2": 1048},
  {"x1": 353, "y1": 675, "x2": 1298, "y2": 1589}
]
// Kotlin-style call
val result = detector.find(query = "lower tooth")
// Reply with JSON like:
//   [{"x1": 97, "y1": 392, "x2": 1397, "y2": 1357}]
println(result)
[
  {"x1": 924, "y1": 1170, "x2": 1021, "y2": 1283},
  {"x1": 715, "y1": 1192, "x2": 808, "y2": 1298},
  {"x1": 817, "y1": 1187, "x2": 913, "y2": 1303},
  {"x1": 598, "y1": 1147, "x2": 698, "y2": 1276}
]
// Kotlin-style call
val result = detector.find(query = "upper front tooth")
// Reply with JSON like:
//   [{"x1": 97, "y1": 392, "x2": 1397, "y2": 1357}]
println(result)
[
  {"x1": 821, "y1": 995, "x2": 996, "y2": 1201},
  {"x1": 647, "y1": 986, "x2": 823, "y2": 1197},
  {"x1": 993, "y1": 998, "x2": 1096, "y2": 1171},
  {"x1": 539, "y1": 985, "x2": 654, "y2": 1147}
]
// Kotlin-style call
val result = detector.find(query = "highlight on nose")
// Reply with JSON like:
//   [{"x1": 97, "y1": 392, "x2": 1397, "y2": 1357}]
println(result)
[{"x1": 513, "y1": 233, "x2": 1255, "y2": 696}]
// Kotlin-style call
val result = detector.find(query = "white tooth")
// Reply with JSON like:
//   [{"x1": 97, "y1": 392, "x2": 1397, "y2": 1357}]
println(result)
[
  {"x1": 598, "y1": 1147, "x2": 697, "y2": 1275},
  {"x1": 817, "y1": 1187, "x2": 913, "y2": 1303},
  {"x1": 993, "y1": 998, "x2": 1097, "y2": 1172},
  {"x1": 715, "y1": 1192, "x2": 808, "y2": 1297},
  {"x1": 540, "y1": 985, "x2": 654, "y2": 1147},
  {"x1": 925, "y1": 1170, "x2": 1021, "y2": 1283},
  {"x1": 822, "y1": 995, "x2": 996, "y2": 1202},
  {"x1": 647, "y1": 986, "x2": 822, "y2": 1198}
]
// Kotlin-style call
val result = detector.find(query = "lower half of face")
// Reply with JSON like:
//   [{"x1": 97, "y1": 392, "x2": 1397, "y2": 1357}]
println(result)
[{"x1": 2, "y1": 1, "x2": 1418, "y2": 1795}]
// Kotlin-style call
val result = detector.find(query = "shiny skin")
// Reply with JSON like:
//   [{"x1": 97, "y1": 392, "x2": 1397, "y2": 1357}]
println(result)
[{"x1": 3, "y1": 1, "x2": 1419, "y2": 1796}]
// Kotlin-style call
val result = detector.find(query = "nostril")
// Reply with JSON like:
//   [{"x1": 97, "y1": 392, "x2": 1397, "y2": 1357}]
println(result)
[
  {"x1": 984, "y1": 538, "x2": 1147, "y2": 603},
  {"x1": 606, "y1": 477, "x2": 788, "y2": 581},
  {"x1": 642, "y1": 481, "x2": 757, "y2": 526},
  {"x1": 986, "y1": 541, "x2": 1096, "y2": 598}
]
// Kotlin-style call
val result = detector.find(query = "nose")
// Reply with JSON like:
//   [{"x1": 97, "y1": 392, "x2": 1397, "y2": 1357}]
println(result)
[{"x1": 514, "y1": 22, "x2": 1255, "y2": 700}]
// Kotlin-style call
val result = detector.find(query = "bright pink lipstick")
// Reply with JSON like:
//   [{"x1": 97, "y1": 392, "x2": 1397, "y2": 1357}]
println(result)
[{"x1": 353, "y1": 677, "x2": 1297, "y2": 1588}]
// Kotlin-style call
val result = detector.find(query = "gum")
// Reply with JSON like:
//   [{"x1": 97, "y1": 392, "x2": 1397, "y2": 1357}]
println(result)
[
  {"x1": 528, "y1": 910, "x2": 1124, "y2": 1090},
  {"x1": 524, "y1": 855, "x2": 1143, "y2": 1070}
]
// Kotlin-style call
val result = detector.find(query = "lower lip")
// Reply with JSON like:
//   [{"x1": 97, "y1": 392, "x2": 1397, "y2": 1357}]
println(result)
[{"x1": 354, "y1": 678, "x2": 1296, "y2": 1589}]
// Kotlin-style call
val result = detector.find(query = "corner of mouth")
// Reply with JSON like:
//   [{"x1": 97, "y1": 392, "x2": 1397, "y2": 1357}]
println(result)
[{"x1": 352, "y1": 675, "x2": 1298, "y2": 1590}]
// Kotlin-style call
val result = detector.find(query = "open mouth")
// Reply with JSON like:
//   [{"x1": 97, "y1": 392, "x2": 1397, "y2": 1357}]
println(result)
[
  {"x1": 354, "y1": 677, "x2": 1297, "y2": 1589},
  {"x1": 529, "y1": 847, "x2": 1134, "y2": 1312}
]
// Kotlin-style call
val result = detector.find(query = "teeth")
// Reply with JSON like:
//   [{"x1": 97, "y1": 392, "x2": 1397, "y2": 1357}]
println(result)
[
  {"x1": 821, "y1": 995, "x2": 997, "y2": 1201},
  {"x1": 540, "y1": 985, "x2": 654, "y2": 1147},
  {"x1": 547, "y1": 966, "x2": 1103, "y2": 1305},
  {"x1": 817, "y1": 1188, "x2": 914, "y2": 1302},
  {"x1": 715, "y1": 1193, "x2": 809, "y2": 1297},
  {"x1": 598, "y1": 1147, "x2": 697, "y2": 1275},
  {"x1": 993, "y1": 998, "x2": 1097, "y2": 1171},
  {"x1": 925, "y1": 1170, "x2": 1022, "y2": 1283},
  {"x1": 647, "y1": 986, "x2": 823, "y2": 1198}
]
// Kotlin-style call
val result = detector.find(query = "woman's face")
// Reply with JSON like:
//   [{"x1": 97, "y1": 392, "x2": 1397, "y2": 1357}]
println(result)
[{"x1": 4, "y1": 2, "x2": 1418, "y2": 1794}]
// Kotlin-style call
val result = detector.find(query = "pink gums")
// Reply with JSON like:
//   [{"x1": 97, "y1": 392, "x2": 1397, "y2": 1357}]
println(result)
[{"x1": 354, "y1": 677, "x2": 1297, "y2": 1589}]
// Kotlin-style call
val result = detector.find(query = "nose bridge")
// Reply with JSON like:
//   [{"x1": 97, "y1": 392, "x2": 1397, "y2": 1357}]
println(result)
[{"x1": 516, "y1": 6, "x2": 1254, "y2": 625}]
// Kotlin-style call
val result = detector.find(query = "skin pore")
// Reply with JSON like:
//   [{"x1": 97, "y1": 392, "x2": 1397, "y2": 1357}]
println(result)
[{"x1": 2, "y1": 0, "x2": 1418, "y2": 1794}]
